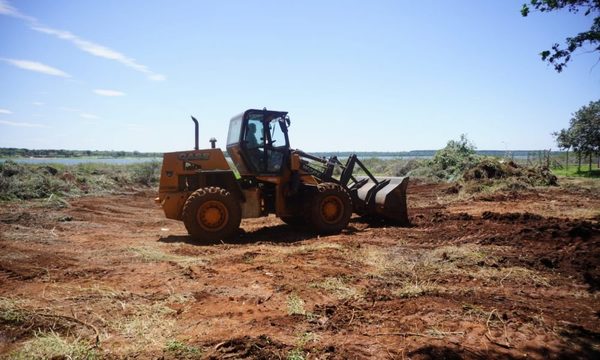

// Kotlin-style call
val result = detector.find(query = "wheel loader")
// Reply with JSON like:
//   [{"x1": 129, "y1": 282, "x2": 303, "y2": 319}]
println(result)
[{"x1": 156, "y1": 109, "x2": 409, "y2": 241}]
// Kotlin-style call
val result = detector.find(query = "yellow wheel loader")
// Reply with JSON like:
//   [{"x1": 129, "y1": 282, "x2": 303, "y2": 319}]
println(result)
[{"x1": 156, "y1": 109, "x2": 409, "y2": 241}]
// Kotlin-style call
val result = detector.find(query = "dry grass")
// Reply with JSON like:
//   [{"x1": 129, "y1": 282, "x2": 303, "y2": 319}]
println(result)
[
  {"x1": 0, "y1": 297, "x2": 28, "y2": 323},
  {"x1": 114, "y1": 302, "x2": 176, "y2": 338},
  {"x1": 352, "y1": 243, "x2": 554, "y2": 299},
  {"x1": 283, "y1": 242, "x2": 345, "y2": 255},
  {"x1": 8, "y1": 330, "x2": 97, "y2": 360},
  {"x1": 128, "y1": 246, "x2": 204, "y2": 266},
  {"x1": 357, "y1": 246, "x2": 396, "y2": 275},
  {"x1": 393, "y1": 280, "x2": 444, "y2": 298},
  {"x1": 309, "y1": 276, "x2": 359, "y2": 299},
  {"x1": 287, "y1": 293, "x2": 306, "y2": 315}
]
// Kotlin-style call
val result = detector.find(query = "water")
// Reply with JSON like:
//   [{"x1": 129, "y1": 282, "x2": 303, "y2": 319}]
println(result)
[{"x1": 0, "y1": 157, "x2": 162, "y2": 165}]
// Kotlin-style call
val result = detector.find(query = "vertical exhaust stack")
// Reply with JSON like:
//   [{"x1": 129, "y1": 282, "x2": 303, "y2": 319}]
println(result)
[{"x1": 191, "y1": 116, "x2": 199, "y2": 150}]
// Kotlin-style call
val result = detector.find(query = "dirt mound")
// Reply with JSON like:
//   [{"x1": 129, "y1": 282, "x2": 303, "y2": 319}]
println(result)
[
  {"x1": 463, "y1": 158, "x2": 558, "y2": 187},
  {"x1": 481, "y1": 211, "x2": 544, "y2": 222}
]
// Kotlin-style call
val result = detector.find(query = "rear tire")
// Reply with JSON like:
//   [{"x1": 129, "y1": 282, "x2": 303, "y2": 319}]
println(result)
[
  {"x1": 305, "y1": 183, "x2": 352, "y2": 234},
  {"x1": 182, "y1": 187, "x2": 241, "y2": 241}
]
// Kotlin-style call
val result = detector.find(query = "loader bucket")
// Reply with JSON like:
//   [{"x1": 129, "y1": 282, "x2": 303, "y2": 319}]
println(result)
[{"x1": 354, "y1": 177, "x2": 409, "y2": 224}]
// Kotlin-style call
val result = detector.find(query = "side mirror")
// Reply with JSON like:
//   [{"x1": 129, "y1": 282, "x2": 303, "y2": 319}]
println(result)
[{"x1": 285, "y1": 115, "x2": 291, "y2": 127}]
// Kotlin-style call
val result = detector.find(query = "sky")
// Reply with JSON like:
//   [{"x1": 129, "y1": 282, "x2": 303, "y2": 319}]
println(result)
[{"x1": 0, "y1": 0, "x2": 598, "y2": 152}]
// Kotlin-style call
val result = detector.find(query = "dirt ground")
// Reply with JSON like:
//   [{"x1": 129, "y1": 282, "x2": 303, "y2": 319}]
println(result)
[{"x1": 1, "y1": 179, "x2": 599, "y2": 359}]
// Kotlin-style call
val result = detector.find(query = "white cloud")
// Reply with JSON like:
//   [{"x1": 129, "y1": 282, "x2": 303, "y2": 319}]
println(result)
[
  {"x1": 80, "y1": 113, "x2": 99, "y2": 119},
  {"x1": 0, "y1": 0, "x2": 33, "y2": 21},
  {"x1": 32, "y1": 101, "x2": 44, "y2": 106},
  {"x1": 93, "y1": 89, "x2": 125, "y2": 97},
  {"x1": 0, "y1": 119, "x2": 48, "y2": 128},
  {"x1": 0, "y1": 108, "x2": 12, "y2": 114},
  {"x1": 0, "y1": 1, "x2": 165, "y2": 81},
  {"x1": 1, "y1": 58, "x2": 70, "y2": 77}
]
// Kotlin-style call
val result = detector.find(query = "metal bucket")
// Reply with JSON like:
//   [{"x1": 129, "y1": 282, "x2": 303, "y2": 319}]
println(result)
[{"x1": 355, "y1": 177, "x2": 409, "y2": 224}]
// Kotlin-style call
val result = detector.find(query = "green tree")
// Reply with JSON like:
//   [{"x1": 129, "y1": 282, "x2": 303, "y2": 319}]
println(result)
[
  {"x1": 521, "y1": 0, "x2": 600, "y2": 72},
  {"x1": 553, "y1": 128, "x2": 575, "y2": 169},
  {"x1": 554, "y1": 100, "x2": 600, "y2": 171}
]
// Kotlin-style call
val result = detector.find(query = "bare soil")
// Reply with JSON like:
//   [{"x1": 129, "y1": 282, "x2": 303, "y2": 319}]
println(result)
[{"x1": 1, "y1": 179, "x2": 599, "y2": 359}]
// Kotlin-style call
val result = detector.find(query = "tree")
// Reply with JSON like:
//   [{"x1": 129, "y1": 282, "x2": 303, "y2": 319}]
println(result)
[
  {"x1": 553, "y1": 128, "x2": 574, "y2": 170},
  {"x1": 554, "y1": 100, "x2": 600, "y2": 172},
  {"x1": 521, "y1": 0, "x2": 600, "y2": 72}
]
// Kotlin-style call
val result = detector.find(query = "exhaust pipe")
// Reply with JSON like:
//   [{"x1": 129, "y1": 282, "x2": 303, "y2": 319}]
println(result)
[{"x1": 191, "y1": 116, "x2": 199, "y2": 150}]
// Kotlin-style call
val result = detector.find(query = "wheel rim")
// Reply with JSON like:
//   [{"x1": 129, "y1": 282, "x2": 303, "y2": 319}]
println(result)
[
  {"x1": 320, "y1": 195, "x2": 344, "y2": 224},
  {"x1": 197, "y1": 200, "x2": 229, "y2": 231}
]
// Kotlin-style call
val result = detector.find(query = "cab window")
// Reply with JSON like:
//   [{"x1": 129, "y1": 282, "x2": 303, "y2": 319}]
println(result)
[{"x1": 269, "y1": 118, "x2": 287, "y2": 148}]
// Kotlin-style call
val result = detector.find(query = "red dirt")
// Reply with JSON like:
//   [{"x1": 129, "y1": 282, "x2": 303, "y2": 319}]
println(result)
[{"x1": 1, "y1": 180, "x2": 599, "y2": 359}]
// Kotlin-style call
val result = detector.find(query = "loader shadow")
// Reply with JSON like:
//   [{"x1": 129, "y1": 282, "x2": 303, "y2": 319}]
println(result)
[{"x1": 158, "y1": 224, "x2": 319, "y2": 246}]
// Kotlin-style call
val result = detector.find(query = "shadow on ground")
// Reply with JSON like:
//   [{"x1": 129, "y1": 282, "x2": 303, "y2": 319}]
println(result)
[{"x1": 158, "y1": 224, "x2": 319, "y2": 246}]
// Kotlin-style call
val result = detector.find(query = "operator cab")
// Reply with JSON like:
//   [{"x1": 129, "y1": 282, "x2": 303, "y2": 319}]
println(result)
[{"x1": 226, "y1": 109, "x2": 291, "y2": 176}]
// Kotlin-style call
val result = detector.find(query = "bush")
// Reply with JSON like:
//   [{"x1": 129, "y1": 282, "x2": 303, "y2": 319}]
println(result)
[
  {"x1": 406, "y1": 135, "x2": 478, "y2": 182},
  {"x1": 131, "y1": 161, "x2": 161, "y2": 186}
]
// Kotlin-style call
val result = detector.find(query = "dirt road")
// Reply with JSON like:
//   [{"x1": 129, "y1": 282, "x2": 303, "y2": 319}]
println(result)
[{"x1": 1, "y1": 180, "x2": 599, "y2": 359}]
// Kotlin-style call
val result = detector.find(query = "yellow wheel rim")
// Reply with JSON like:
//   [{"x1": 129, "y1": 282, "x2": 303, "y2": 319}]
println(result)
[
  {"x1": 321, "y1": 195, "x2": 344, "y2": 224},
  {"x1": 197, "y1": 200, "x2": 229, "y2": 231}
]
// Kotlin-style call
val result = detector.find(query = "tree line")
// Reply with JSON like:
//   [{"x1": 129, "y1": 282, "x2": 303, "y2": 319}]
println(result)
[{"x1": 554, "y1": 100, "x2": 600, "y2": 171}]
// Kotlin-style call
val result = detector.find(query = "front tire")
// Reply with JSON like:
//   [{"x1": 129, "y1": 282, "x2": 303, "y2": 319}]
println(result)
[
  {"x1": 182, "y1": 187, "x2": 241, "y2": 241},
  {"x1": 305, "y1": 183, "x2": 352, "y2": 234}
]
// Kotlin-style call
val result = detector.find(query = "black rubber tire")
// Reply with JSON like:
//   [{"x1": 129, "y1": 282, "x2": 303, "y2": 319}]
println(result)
[
  {"x1": 304, "y1": 183, "x2": 352, "y2": 234},
  {"x1": 182, "y1": 187, "x2": 241, "y2": 241},
  {"x1": 280, "y1": 216, "x2": 306, "y2": 227}
]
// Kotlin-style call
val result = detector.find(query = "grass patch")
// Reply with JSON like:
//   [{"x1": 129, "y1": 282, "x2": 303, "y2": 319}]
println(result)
[
  {"x1": 309, "y1": 276, "x2": 358, "y2": 299},
  {"x1": 128, "y1": 246, "x2": 203, "y2": 265},
  {"x1": 287, "y1": 294, "x2": 306, "y2": 315},
  {"x1": 355, "y1": 244, "x2": 552, "y2": 295},
  {"x1": 552, "y1": 165, "x2": 600, "y2": 178},
  {"x1": 110, "y1": 302, "x2": 176, "y2": 352},
  {"x1": 284, "y1": 242, "x2": 345, "y2": 255},
  {"x1": 393, "y1": 280, "x2": 443, "y2": 298},
  {"x1": 287, "y1": 348, "x2": 306, "y2": 360},
  {"x1": 358, "y1": 247, "x2": 395, "y2": 275},
  {"x1": 8, "y1": 330, "x2": 98, "y2": 360},
  {"x1": 0, "y1": 297, "x2": 27, "y2": 324},
  {"x1": 164, "y1": 340, "x2": 202, "y2": 358}
]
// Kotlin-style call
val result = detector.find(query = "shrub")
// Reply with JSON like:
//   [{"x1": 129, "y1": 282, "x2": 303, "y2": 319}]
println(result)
[
  {"x1": 427, "y1": 134, "x2": 478, "y2": 181},
  {"x1": 131, "y1": 161, "x2": 161, "y2": 186}
]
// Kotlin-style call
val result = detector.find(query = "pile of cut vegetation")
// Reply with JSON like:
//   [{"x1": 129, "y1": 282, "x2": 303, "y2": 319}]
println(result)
[
  {"x1": 461, "y1": 158, "x2": 557, "y2": 192},
  {"x1": 404, "y1": 135, "x2": 558, "y2": 194},
  {"x1": 0, "y1": 160, "x2": 160, "y2": 201},
  {"x1": 463, "y1": 158, "x2": 557, "y2": 185}
]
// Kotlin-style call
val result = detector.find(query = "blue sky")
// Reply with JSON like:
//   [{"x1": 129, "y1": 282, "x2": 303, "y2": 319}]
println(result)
[{"x1": 0, "y1": 0, "x2": 598, "y2": 152}]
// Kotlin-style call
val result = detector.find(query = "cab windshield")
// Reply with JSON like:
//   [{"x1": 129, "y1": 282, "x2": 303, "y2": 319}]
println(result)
[{"x1": 241, "y1": 113, "x2": 289, "y2": 173}]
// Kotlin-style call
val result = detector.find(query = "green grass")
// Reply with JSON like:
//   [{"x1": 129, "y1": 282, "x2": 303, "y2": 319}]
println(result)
[
  {"x1": 164, "y1": 340, "x2": 202, "y2": 358},
  {"x1": 552, "y1": 165, "x2": 600, "y2": 178}
]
